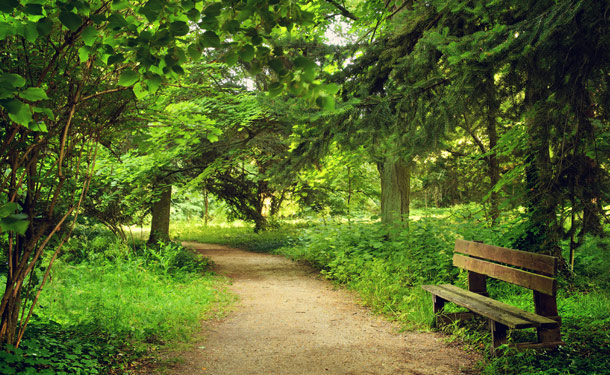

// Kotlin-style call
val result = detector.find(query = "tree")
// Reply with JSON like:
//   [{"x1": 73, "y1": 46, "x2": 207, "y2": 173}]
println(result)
[{"x1": 0, "y1": 0, "x2": 333, "y2": 347}]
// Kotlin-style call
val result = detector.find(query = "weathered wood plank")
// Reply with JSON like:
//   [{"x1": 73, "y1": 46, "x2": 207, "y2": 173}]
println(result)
[
  {"x1": 437, "y1": 284, "x2": 559, "y2": 328},
  {"x1": 455, "y1": 239, "x2": 557, "y2": 275},
  {"x1": 421, "y1": 284, "x2": 534, "y2": 329},
  {"x1": 453, "y1": 254, "x2": 556, "y2": 295}
]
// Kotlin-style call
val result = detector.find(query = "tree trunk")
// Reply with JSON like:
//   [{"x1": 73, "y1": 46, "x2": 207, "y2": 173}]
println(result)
[
  {"x1": 377, "y1": 158, "x2": 411, "y2": 225},
  {"x1": 148, "y1": 185, "x2": 172, "y2": 245}
]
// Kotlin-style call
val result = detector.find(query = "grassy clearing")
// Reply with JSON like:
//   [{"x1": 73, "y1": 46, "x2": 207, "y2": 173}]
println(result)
[
  {"x1": 171, "y1": 221, "x2": 299, "y2": 252},
  {"x1": 1, "y1": 229, "x2": 234, "y2": 374}
]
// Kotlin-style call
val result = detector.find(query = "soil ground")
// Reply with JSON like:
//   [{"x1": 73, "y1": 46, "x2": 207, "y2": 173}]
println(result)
[{"x1": 160, "y1": 242, "x2": 481, "y2": 375}]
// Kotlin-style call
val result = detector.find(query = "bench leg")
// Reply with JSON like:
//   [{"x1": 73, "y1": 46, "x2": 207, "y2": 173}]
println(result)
[
  {"x1": 490, "y1": 320, "x2": 508, "y2": 356},
  {"x1": 432, "y1": 295, "x2": 446, "y2": 327}
]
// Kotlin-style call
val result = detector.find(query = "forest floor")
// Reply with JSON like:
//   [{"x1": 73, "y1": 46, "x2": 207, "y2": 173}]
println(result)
[{"x1": 157, "y1": 242, "x2": 481, "y2": 375}]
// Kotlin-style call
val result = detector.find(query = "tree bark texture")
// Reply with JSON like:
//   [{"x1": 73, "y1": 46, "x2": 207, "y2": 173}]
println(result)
[
  {"x1": 377, "y1": 158, "x2": 411, "y2": 225},
  {"x1": 148, "y1": 185, "x2": 172, "y2": 245}
]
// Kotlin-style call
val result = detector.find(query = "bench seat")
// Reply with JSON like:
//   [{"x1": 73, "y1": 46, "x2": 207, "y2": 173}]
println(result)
[{"x1": 421, "y1": 284, "x2": 559, "y2": 329}]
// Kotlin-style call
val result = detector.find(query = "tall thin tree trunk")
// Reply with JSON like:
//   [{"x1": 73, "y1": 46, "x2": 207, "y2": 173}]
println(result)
[
  {"x1": 148, "y1": 185, "x2": 172, "y2": 245},
  {"x1": 377, "y1": 158, "x2": 411, "y2": 226}
]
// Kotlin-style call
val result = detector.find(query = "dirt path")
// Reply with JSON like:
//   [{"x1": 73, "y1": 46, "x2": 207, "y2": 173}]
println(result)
[{"x1": 164, "y1": 242, "x2": 480, "y2": 375}]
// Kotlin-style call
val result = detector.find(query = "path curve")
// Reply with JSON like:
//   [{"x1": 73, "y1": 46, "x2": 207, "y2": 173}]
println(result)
[{"x1": 165, "y1": 242, "x2": 479, "y2": 375}]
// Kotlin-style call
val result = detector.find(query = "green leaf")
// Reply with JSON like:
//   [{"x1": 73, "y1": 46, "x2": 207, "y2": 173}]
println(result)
[
  {"x1": 322, "y1": 83, "x2": 340, "y2": 95},
  {"x1": 204, "y1": 2, "x2": 223, "y2": 17},
  {"x1": 18, "y1": 87, "x2": 49, "y2": 101},
  {"x1": 170, "y1": 21, "x2": 189, "y2": 37},
  {"x1": 118, "y1": 69, "x2": 139, "y2": 86},
  {"x1": 145, "y1": 74, "x2": 162, "y2": 93},
  {"x1": 316, "y1": 95, "x2": 335, "y2": 111},
  {"x1": 187, "y1": 44, "x2": 201, "y2": 60},
  {"x1": 82, "y1": 26, "x2": 98, "y2": 46},
  {"x1": 0, "y1": 22, "x2": 13, "y2": 39},
  {"x1": 133, "y1": 82, "x2": 147, "y2": 99},
  {"x1": 59, "y1": 11, "x2": 83, "y2": 32},
  {"x1": 23, "y1": 22, "x2": 38, "y2": 43},
  {"x1": 1, "y1": 215, "x2": 29, "y2": 235},
  {"x1": 207, "y1": 133, "x2": 219, "y2": 142},
  {"x1": 200, "y1": 30, "x2": 220, "y2": 48},
  {"x1": 107, "y1": 14, "x2": 127, "y2": 30},
  {"x1": 8, "y1": 101, "x2": 34, "y2": 126},
  {"x1": 36, "y1": 18, "x2": 54, "y2": 36},
  {"x1": 187, "y1": 8, "x2": 200, "y2": 22},
  {"x1": 25, "y1": 4, "x2": 43, "y2": 15},
  {"x1": 111, "y1": 0, "x2": 130, "y2": 10},
  {"x1": 140, "y1": 0, "x2": 163, "y2": 23},
  {"x1": 0, "y1": 0, "x2": 19, "y2": 13},
  {"x1": 238, "y1": 44, "x2": 255, "y2": 62},
  {"x1": 224, "y1": 51, "x2": 238, "y2": 66},
  {"x1": 0, "y1": 202, "x2": 20, "y2": 218},
  {"x1": 29, "y1": 121, "x2": 48, "y2": 132},
  {"x1": 78, "y1": 46, "x2": 90, "y2": 63},
  {"x1": 0, "y1": 73, "x2": 26, "y2": 88}
]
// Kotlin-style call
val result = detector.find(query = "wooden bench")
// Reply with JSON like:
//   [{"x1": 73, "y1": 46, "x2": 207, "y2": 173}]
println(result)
[{"x1": 421, "y1": 239, "x2": 564, "y2": 355}]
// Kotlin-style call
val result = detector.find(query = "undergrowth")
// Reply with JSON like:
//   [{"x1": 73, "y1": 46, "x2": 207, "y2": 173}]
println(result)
[
  {"x1": 275, "y1": 206, "x2": 610, "y2": 375},
  {"x1": 0, "y1": 227, "x2": 233, "y2": 374},
  {"x1": 172, "y1": 221, "x2": 299, "y2": 253}
]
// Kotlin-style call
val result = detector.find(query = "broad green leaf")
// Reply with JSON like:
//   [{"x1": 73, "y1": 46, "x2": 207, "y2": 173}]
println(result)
[
  {"x1": 0, "y1": 22, "x2": 13, "y2": 39},
  {"x1": 187, "y1": 44, "x2": 201, "y2": 60},
  {"x1": 323, "y1": 83, "x2": 340, "y2": 95},
  {"x1": 140, "y1": 0, "x2": 163, "y2": 23},
  {"x1": 145, "y1": 74, "x2": 162, "y2": 92},
  {"x1": 187, "y1": 8, "x2": 200, "y2": 22},
  {"x1": 0, "y1": 202, "x2": 19, "y2": 218},
  {"x1": 0, "y1": 73, "x2": 26, "y2": 88},
  {"x1": 316, "y1": 95, "x2": 335, "y2": 111},
  {"x1": 29, "y1": 121, "x2": 48, "y2": 132},
  {"x1": 238, "y1": 45, "x2": 255, "y2": 62},
  {"x1": 111, "y1": 0, "x2": 130, "y2": 10},
  {"x1": 133, "y1": 82, "x2": 147, "y2": 99},
  {"x1": 224, "y1": 51, "x2": 238, "y2": 66},
  {"x1": 18, "y1": 87, "x2": 49, "y2": 101},
  {"x1": 107, "y1": 14, "x2": 127, "y2": 30},
  {"x1": 107, "y1": 54, "x2": 125, "y2": 65},
  {"x1": 36, "y1": 18, "x2": 54, "y2": 36},
  {"x1": 23, "y1": 22, "x2": 38, "y2": 43},
  {"x1": 7, "y1": 101, "x2": 34, "y2": 126},
  {"x1": 170, "y1": 21, "x2": 189, "y2": 36},
  {"x1": 207, "y1": 133, "x2": 219, "y2": 142},
  {"x1": 82, "y1": 26, "x2": 98, "y2": 46},
  {"x1": 204, "y1": 2, "x2": 223, "y2": 17},
  {"x1": 25, "y1": 4, "x2": 43, "y2": 15},
  {"x1": 200, "y1": 31, "x2": 220, "y2": 48},
  {"x1": 118, "y1": 69, "x2": 139, "y2": 86},
  {"x1": 78, "y1": 46, "x2": 90, "y2": 63},
  {"x1": 0, "y1": 215, "x2": 29, "y2": 235},
  {"x1": 59, "y1": 11, "x2": 83, "y2": 32}
]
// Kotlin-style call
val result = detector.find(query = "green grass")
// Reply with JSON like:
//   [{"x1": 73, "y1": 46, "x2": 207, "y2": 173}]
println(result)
[
  {"x1": 171, "y1": 221, "x2": 300, "y2": 252},
  {"x1": 1, "y1": 230, "x2": 235, "y2": 374}
]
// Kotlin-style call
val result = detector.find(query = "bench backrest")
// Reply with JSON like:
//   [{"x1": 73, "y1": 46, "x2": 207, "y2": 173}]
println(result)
[{"x1": 453, "y1": 239, "x2": 558, "y2": 296}]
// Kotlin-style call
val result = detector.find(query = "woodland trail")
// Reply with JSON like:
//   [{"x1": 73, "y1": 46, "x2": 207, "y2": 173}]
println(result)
[{"x1": 162, "y1": 242, "x2": 480, "y2": 375}]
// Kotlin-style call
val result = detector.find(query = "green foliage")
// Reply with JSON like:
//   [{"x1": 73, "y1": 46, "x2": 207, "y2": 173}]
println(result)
[
  {"x1": 3, "y1": 229, "x2": 232, "y2": 373},
  {"x1": 173, "y1": 221, "x2": 299, "y2": 253},
  {"x1": 277, "y1": 207, "x2": 610, "y2": 374}
]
